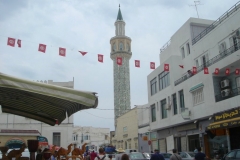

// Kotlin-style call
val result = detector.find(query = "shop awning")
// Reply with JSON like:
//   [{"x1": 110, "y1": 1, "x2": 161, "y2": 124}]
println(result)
[
  {"x1": 206, "y1": 117, "x2": 240, "y2": 130},
  {"x1": 0, "y1": 72, "x2": 98, "y2": 126}
]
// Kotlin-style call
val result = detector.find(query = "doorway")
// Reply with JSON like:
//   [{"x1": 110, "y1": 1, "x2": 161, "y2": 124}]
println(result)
[{"x1": 188, "y1": 134, "x2": 200, "y2": 152}]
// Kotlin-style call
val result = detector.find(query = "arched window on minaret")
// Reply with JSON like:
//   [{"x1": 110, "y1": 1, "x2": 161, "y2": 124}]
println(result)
[
  {"x1": 119, "y1": 42, "x2": 124, "y2": 51},
  {"x1": 112, "y1": 43, "x2": 116, "y2": 51}
]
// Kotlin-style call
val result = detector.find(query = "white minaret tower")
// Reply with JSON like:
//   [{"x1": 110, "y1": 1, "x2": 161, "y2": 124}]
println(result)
[{"x1": 110, "y1": 5, "x2": 132, "y2": 127}]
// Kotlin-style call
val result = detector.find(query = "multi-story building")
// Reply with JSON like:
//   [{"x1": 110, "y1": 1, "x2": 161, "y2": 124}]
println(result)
[
  {"x1": 110, "y1": 6, "x2": 132, "y2": 127},
  {"x1": 72, "y1": 126, "x2": 110, "y2": 151},
  {"x1": 112, "y1": 107, "x2": 138, "y2": 150},
  {"x1": 0, "y1": 79, "x2": 74, "y2": 148},
  {"x1": 138, "y1": 2, "x2": 240, "y2": 158}
]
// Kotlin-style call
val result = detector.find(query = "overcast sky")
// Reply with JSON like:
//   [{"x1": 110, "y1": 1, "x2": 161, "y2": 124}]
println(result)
[{"x1": 0, "y1": 0, "x2": 239, "y2": 131}]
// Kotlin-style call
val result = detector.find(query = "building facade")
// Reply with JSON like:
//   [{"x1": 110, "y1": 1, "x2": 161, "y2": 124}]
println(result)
[
  {"x1": 112, "y1": 107, "x2": 138, "y2": 150},
  {"x1": 110, "y1": 6, "x2": 132, "y2": 127},
  {"x1": 72, "y1": 126, "x2": 110, "y2": 151},
  {"x1": 140, "y1": 2, "x2": 240, "y2": 158},
  {"x1": 0, "y1": 79, "x2": 74, "y2": 148}
]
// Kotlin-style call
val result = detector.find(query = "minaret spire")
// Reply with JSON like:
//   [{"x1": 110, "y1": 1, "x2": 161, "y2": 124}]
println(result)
[{"x1": 117, "y1": 4, "x2": 123, "y2": 21}]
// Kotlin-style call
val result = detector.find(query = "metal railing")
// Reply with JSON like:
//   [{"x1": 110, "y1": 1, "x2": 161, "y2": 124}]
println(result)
[
  {"x1": 160, "y1": 39, "x2": 171, "y2": 53},
  {"x1": 174, "y1": 42, "x2": 240, "y2": 86},
  {"x1": 215, "y1": 87, "x2": 240, "y2": 102},
  {"x1": 192, "y1": 1, "x2": 240, "y2": 45}
]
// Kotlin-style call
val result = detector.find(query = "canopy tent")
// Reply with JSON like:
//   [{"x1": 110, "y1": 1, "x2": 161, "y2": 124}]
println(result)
[{"x1": 0, "y1": 72, "x2": 98, "y2": 126}]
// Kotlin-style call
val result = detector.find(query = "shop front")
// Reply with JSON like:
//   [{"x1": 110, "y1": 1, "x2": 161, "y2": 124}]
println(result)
[{"x1": 206, "y1": 107, "x2": 240, "y2": 159}]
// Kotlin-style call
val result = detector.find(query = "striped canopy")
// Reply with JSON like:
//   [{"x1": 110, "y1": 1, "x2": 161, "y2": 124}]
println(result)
[{"x1": 0, "y1": 72, "x2": 98, "y2": 126}]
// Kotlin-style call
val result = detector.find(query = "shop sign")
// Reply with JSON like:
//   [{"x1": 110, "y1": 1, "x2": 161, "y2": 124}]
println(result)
[
  {"x1": 150, "y1": 132, "x2": 157, "y2": 140},
  {"x1": 142, "y1": 136, "x2": 148, "y2": 141},
  {"x1": 214, "y1": 107, "x2": 240, "y2": 122},
  {"x1": 207, "y1": 119, "x2": 240, "y2": 130}
]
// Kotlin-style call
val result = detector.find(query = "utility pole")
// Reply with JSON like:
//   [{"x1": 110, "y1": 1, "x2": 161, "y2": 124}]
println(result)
[{"x1": 189, "y1": 1, "x2": 203, "y2": 18}]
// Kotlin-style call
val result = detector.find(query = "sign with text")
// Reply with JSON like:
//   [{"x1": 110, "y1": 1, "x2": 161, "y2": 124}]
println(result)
[{"x1": 214, "y1": 107, "x2": 240, "y2": 122}]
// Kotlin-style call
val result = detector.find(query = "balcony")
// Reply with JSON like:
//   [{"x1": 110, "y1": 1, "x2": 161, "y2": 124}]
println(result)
[
  {"x1": 192, "y1": 2, "x2": 240, "y2": 45},
  {"x1": 215, "y1": 87, "x2": 240, "y2": 102},
  {"x1": 174, "y1": 42, "x2": 240, "y2": 86}
]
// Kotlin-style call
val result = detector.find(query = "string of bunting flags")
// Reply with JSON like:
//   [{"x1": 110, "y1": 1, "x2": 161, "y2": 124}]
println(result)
[
  {"x1": 6, "y1": 37, "x2": 157, "y2": 69},
  {"x1": 6, "y1": 37, "x2": 240, "y2": 74}
]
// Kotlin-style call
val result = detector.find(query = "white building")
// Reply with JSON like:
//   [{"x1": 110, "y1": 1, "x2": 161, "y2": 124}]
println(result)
[
  {"x1": 0, "y1": 79, "x2": 74, "y2": 148},
  {"x1": 138, "y1": 2, "x2": 240, "y2": 158},
  {"x1": 72, "y1": 126, "x2": 110, "y2": 151}
]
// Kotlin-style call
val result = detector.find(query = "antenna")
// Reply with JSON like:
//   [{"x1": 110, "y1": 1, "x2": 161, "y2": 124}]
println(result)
[{"x1": 189, "y1": 1, "x2": 203, "y2": 18}]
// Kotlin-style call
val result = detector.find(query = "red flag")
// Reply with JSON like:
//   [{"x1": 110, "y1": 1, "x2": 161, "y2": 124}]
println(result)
[
  {"x1": 7, "y1": 37, "x2": 15, "y2": 47},
  {"x1": 17, "y1": 39, "x2": 21, "y2": 48},
  {"x1": 117, "y1": 57, "x2": 122, "y2": 65},
  {"x1": 150, "y1": 62, "x2": 155, "y2": 69},
  {"x1": 235, "y1": 69, "x2": 240, "y2": 75},
  {"x1": 59, "y1": 47, "x2": 66, "y2": 57},
  {"x1": 79, "y1": 51, "x2": 87, "y2": 56},
  {"x1": 214, "y1": 68, "x2": 219, "y2": 75},
  {"x1": 98, "y1": 54, "x2": 103, "y2": 62},
  {"x1": 225, "y1": 68, "x2": 230, "y2": 75},
  {"x1": 135, "y1": 60, "x2": 140, "y2": 67},
  {"x1": 192, "y1": 67, "x2": 197, "y2": 74},
  {"x1": 164, "y1": 64, "x2": 169, "y2": 71},
  {"x1": 204, "y1": 67, "x2": 209, "y2": 74},
  {"x1": 179, "y1": 65, "x2": 184, "y2": 68},
  {"x1": 38, "y1": 44, "x2": 46, "y2": 53}
]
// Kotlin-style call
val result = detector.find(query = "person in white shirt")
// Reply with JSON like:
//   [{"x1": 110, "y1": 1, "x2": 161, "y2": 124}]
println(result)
[{"x1": 94, "y1": 148, "x2": 108, "y2": 160}]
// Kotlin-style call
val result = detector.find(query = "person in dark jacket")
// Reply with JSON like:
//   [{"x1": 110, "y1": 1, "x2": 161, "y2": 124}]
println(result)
[
  {"x1": 194, "y1": 147, "x2": 206, "y2": 160},
  {"x1": 150, "y1": 149, "x2": 164, "y2": 160}
]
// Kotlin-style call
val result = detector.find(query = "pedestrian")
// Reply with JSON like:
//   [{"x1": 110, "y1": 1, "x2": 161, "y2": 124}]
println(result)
[
  {"x1": 90, "y1": 150, "x2": 98, "y2": 160},
  {"x1": 194, "y1": 147, "x2": 198, "y2": 153},
  {"x1": 170, "y1": 149, "x2": 182, "y2": 160},
  {"x1": 51, "y1": 151, "x2": 57, "y2": 160},
  {"x1": 108, "y1": 154, "x2": 113, "y2": 160},
  {"x1": 150, "y1": 149, "x2": 164, "y2": 160},
  {"x1": 115, "y1": 148, "x2": 125, "y2": 160},
  {"x1": 194, "y1": 147, "x2": 206, "y2": 160},
  {"x1": 121, "y1": 154, "x2": 129, "y2": 160},
  {"x1": 85, "y1": 152, "x2": 90, "y2": 160},
  {"x1": 94, "y1": 148, "x2": 107, "y2": 160}
]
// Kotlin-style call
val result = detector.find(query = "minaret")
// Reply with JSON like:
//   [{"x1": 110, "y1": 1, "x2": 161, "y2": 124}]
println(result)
[{"x1": 110, "y1": 5, "x2": 132, "y2": 127}]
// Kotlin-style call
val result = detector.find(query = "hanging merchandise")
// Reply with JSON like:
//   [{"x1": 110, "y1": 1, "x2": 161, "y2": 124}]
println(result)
[
  {"x1": 192, "y1": 67, "x2": 197, "y2": 74},
  {"x1": 235, "y1": 69, "x2": 240, "y2": 75},
  {"x1": 225, "y1": 68, "x2": 230, "y2": 75}
]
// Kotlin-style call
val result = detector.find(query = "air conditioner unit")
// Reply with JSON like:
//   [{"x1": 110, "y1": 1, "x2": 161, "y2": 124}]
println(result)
[
  {"x1": 220, "y1": 79, "x2": 230, "y2": 88},
  {"x1": 221, "y1": 89, "x2": 231, "y2": 97},
  {"x1": 165, "y1": 103, "x2": 171, "y2": 110},
  {"x1": 236, "y1": 29, "x2": 240, "y2": 38}
]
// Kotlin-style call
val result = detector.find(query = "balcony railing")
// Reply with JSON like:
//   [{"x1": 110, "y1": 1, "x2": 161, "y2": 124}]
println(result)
[
  {"x1": 215, "y1": 87, "x2": 240, "y2": 102},
  {"x1": 192, "y1": 1, "x2": 240, "y2": 45},
  {"x1": 174, "y1": 42, "x2": 240, "y2": 86}
]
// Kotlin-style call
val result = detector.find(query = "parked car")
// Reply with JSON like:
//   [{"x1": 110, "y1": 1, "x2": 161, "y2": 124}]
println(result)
[
  {"x1": 161, "y1": 153, "x2": 172, "y2": 160},
  {"x1": 222, "y1": 149, "x2": 240, "y2": 160},
  {"x1": 143, "y1": 153, "x2": 151, "y2": 159},
  {"x1": 128, "y1": 152, "x2": 148, "y2": 160},
  {"x1": 179, "y1": 152, "x2": 196, "y2": 160}
]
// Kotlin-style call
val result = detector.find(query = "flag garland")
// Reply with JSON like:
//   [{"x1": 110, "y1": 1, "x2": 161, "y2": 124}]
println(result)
[{"x1": 4, "y1": 36, "x2": 240, "y2": 75}]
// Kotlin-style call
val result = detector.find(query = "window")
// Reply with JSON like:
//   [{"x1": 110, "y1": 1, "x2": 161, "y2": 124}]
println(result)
[
  {"x1": 181, "y1": 47, "x2": 185, "y2": 59},
  {"x1": 192, "y1": 88, "x2": 204, "y2": 105},
  {"x1": 161, "y1": 99, "x2": 167, "y2": 119},
  {"x1": 129, "y1": 143, "x2": 131, "y2": 149},
  {"x1": 119, "y1": 42, "x2": 124, "y2": 51},
  {"x1": 219, "y1": 42, "x2": 226, "y2": 54},
  {"x1": 150, "y1": 78, "x2": 157, "y2": 95},
  {"x1": 172, "y1": 94, "x2": 177, "y2": 115},
  {"x1": 179, "y1": 90, "x2": 185, "y2": 109},
  {"x1": 53, "y1": 132, "x2": 61, "y2": 146},
  {"x1": 196, "y1": 59, "x2": 199, "y2": 68},
  {"x1": 123, "y1": 126, "x2": 127, "y2": 132},
  {"x1": 135, "y1": 143, "x2": 138, "y2": 149},
  {"x1": 225, "y1": 151, "x2": 235, "y2": 159},
  {"x1": 158, "y1": 71, "x2": 170, "y2": 90},
  {"x1": 186, "y1": 43, "x2": 191, "y2": 55},
  {"x1": 151, "y1": 104, "x2": 156, "y2": 122}
]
